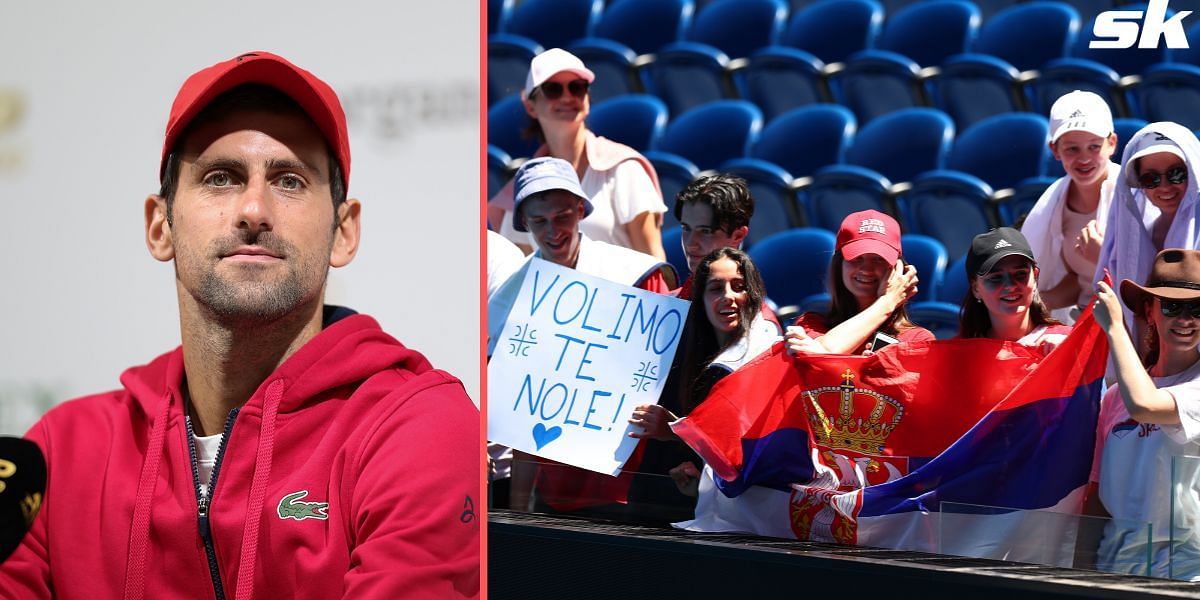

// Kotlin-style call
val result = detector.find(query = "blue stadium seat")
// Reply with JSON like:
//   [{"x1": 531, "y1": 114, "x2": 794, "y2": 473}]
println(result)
[
  {"x1": 643, "y1": 150, "x2": 700, "y2": 229},
  {"x1": 487, "y1": 95, "x2": 540, "y2": 158},
  {"x1": 845, "y1": 107, "x2": 955, "y2": 184},
  {"x1": 566, "y1": 38, "x2": 641, "y2": 103},
  {"x1": 799, "y1": 292, "x2": 832, "y2": 315},
  {"x1": 940, "y1": 253, "x2": 970, "y2": 304},
  {"x1": 686, "y1": 0, "x2": 789, "y2": 59},
  {"x1": 1130, "y1": 63, "x2": 1200, "y2": 132},
  {"x1": 489, "y1": 0, "x2": 514, "y2": 34},
  {"x1": 1113, "y1": 117, "x2": 1148, "y2": 162},
  {"x1": 1071, "y1": 3, "x2": 1176, "y2": 76},
  {"x1": 750, "y1": 104, "x2": 856, "y2": 178},
  {"x1": 970, "y1": 2, "x2": 1081, "y2": 72},
  {"x1": 828, "y1": 50, "x2": 926, "y2": 124},
  {"x1": 657, "y1": 100, "x2": 763, "y2": 170},
  {"x1": 748, "y1": 228, "x2": 838, "y2": 310},
  {"x1": 996, "y1": 176, "x2": 1056, "y2": 227},
  {"x1": 487, "y1": 145, "x2": 513, "y2": 203},
  {"x1": 1025, "y1": 58, "x2": 1122, "y2": 116},
  {"x1": 780, "y1": 0, "x2": 884, "y2": 64},
  {"x1": 907, "y1": 301, "x2": 962, "y2": 339},
  {"x1": 802, "y1": 164, "x2": 894, "y2": 232},
  {"x1": 730, "y1": 46, "x2": 828, "y2": 122},
  {"x1": 928, "y1": 54, "x2": 1024, "y2": 131},
  {"x1": 720, "y1": 157, "x2": 805, "y2": 246},
  {"x1": 586, "y1": 94, "x2": 669, "y2": 152},
  {"x1": 877, "y1": 0, "x2": 981, "y2": 68},
  {"x1": 593, "y1": 0, "x2": 695, "y2": 55},
  {"x1": 506, "y1": 0, "x2": 604, "y2": 50},
  {"x1": 947, "y1": 113, "x2": 1050, "y2": 190},
  {"x1": 638, "y1": 42, "x2": 732, "y2": 118},
  {"x1": 901, "y1": 170, "x2": 996, "y2": 261},
  {"x1": 488, "y1": 34, "x2": 543, "y2": 106},
  {"x1": 901, "y1": 234, "x2": 949, "y2": 303},
  {"x1": 661, "y1": 226, "x2": 691, "y2": 280}
]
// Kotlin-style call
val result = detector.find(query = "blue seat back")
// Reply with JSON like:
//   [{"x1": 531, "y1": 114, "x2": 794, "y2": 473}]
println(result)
[
  {"x1": 506, "y1": 0, "x2": 604, "y2": 50},
  {"x1": 929, "y1": 54, "x2": 1022, "y2": 131},
  {"x1": 566, "y1": 39, "x2": 640, "y2": 104},
  {"x1": 720, "y1": 157, "x2": 803, "y2": 246},
  {"x1": 489, "y1": 0, "x2": 514, "y2": 34},
  {"x1": 878, "y1": 0, "x2": 980, "y2": 67},
  {"x1": 687, "y1": 0, "x2": 789, "y2": 59},
  {"x1": 644, "y1": 150, "x2": 700, "y2": 229},
  {"x1": 1026, "y1": 58, "x2": 1121, "y2": 115},
  {"x1": 907, "y1": 301, "x2": 962, "y2": 339},
  {"x1": 971, "y1": 2, "x2": 1080, "y2": 72},
  {"x1": 780, "y1": 0, "x2": 884, "y2": 64},
  {"x1": 998, "y1": 176, "x2": 1055, "y2": 227},
  {"x1": 939, "y1": 254, "x2": 970, "y2": 304},
  {"x1": 829, "y1": 50, "x2": 925, "y2": 124},
  {"x1": 947, "y1": 113, "x2": 1050, "y2": 190},
  {"x1": 1133, "y1": 64, "x2": 1200, "y2": 132},
  {"x1": 901, "y1": 234, "x2": 948, "y2": 303},
  {"x1": 846, "y1": 107, "x2": 955, "y2": 184},
  {"x1": 487, "y1": 145, "x2": 513, "y2": 202},
  {"x1": 804, "y1": 164, "x2": 893, "y2": 232},
  {"x1": 639, "y1": 42, "x2": 732, "y2": 117},
  {"x1": 1114, "y1": 117, "x2": 1148, "y2": 162},
  {"x1": 751, "y1": 104, "x2": 856, "y2": 178},
  {"x1": 731, "y1": 46, "x2": 827, "y2": 122},
  {"x1": 587, "y1": 94, "x2": 669, "y2": 152},
  {"x1": 488, "y1": 34, "x2": 542, "y2": 105},
  {"x1": 661, "y1": 226, "x2": 691, "y2": 281},
  {"x1": 594, "y1": 0, "x2": 695, "y2": 55},
  {"x1": 901, "y1": 170, "x2": 995, "y2": 261},
  {"x1": 657, "y1": 100, "x2": 764, "y2": 170},
  {"x1": 487, "y1": 95, "x2": 540, "y2": 158},
  {"x1": 747, "y1": 228, "x2": 838, "y2": 309}
]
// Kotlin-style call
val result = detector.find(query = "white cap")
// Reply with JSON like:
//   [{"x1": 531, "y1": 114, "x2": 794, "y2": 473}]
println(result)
[
  {"x1": 523, "y1": 48, "x2": 595, "y2": 99},
  {"x1": 1048, "y1": 90, "x2": 1114, "y2": 143},
  {"x1": 1123, "y1": 129, "x2": 1187, "y2": 187}
]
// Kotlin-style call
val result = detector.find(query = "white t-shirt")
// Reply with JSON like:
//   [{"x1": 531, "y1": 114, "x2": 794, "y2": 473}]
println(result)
[
  {"x1": 500, "y1": 159, "x2": 665, "y2": 249},
  {"x1": 194, "y1": 432, "x2": 223, "y2": 500},
  {"x1": 487, "y1": 230, "x2": 526, "y2": 301},
  {"x1": 1090, "y1": 358, "x2": 1200, "y2": 580}
]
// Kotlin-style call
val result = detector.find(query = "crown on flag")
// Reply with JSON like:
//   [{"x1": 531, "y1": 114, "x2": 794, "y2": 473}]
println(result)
[{"x1": 805, "y1": 370, "x2": 903, "y2": 455}]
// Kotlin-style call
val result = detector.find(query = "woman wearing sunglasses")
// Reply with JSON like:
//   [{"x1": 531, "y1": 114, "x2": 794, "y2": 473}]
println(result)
[
  {"x1": 957, "y1": 228, "x2": 1071, "y2": 353},
  {"x1": 1096, "y1": 122, "x2": 1200, "y2": 341},
  {"x1": 1090, "y1": 249, "x2": 1200, "y2": 579},
  {"x1": 488, "y1": 48, "x2": 668, "y2": 261}
]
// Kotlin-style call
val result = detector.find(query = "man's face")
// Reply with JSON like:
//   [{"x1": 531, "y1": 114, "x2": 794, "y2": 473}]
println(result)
[
  {"x1": 520, "y1": 190, "x2": 584, "y2": 268},
  {"x1": 679, "y1": 202, "x2": 746, "y2": 273},
  {"x1": 166, "y1": 109, "x2": 339, "y2": 323}
]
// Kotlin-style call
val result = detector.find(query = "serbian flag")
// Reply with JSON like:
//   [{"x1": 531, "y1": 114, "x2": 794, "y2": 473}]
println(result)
[{"x1": 672, "y1": 308, "x2": 1107, "y2": 563}]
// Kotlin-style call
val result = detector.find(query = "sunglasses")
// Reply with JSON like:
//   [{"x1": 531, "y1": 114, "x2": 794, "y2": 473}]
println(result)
[
  {"x1": 535, "y1": 79, "x2": 589, "y2": 100},
  {"x1": 1160, "y1": 299, "x2": 1200, "y2": 319},
  {"x1": 1138, "y1": 165, "x2": 1188, "y2": 189}
]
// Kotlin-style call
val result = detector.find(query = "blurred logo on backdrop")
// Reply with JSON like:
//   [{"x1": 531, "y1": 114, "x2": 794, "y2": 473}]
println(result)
[
  {"x1": 0, "y1": 87, "x2": 27, "y2": 175},
  {"x1": 1090, "y1": 0, "x2": 1192, "y2": 49},
  {"x1": 340, "y1": 80, "x2": 476, "y2": 144}
]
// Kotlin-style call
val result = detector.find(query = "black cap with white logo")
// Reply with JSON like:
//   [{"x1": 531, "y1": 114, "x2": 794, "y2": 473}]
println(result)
[{"x1": 966, "y1": 227, "x2": 1037, "y2": 277}]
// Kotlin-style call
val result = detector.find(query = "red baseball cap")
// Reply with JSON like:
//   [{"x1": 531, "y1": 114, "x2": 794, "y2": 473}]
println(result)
[
  {"x1": 160, "y1": 51, "x2": 350, "y2": 190},
  {"x1": 835, "y1": 210, "x2": 901, "y2": 265}
]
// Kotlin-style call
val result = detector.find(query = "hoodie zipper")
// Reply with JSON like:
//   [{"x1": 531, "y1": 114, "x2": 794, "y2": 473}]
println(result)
[{"x1": 186, "y1": 408, "x2": 240, "y2": 600}]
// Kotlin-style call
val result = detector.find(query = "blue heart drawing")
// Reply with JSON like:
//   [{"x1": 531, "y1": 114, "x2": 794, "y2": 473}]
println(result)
[{"x1": 532, "y1": 423, "x2": 563, "y2": 450}]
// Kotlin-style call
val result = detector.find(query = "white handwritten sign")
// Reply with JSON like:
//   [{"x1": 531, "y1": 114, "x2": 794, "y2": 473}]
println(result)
[{"x1": 488, "y1": 258, "x2": 689, "y2": 475}]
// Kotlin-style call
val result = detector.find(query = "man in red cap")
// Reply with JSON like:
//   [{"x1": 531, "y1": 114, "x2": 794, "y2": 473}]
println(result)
[{"x1": 0, "y1": 52, "x2": 479, "y2": 599}]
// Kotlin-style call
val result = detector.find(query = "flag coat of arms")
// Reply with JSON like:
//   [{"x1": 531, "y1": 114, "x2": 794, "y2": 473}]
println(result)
[{"x1": 672, "y1": 311, "x2": 1108, "y2": 561}]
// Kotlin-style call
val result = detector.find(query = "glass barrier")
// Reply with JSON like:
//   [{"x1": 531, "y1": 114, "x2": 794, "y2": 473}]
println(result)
[
  {"x1": 939, "y1": 502, "x2": 1152, "y2": 576},
  {"x1": 1169, "y1": 455, "x2": 1200, "y2": 581},
  {"x1": 491, "y1": 452, "x2": 703, "y2": 527}
]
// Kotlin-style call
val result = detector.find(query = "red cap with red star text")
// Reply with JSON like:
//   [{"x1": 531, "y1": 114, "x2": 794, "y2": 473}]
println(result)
[
  {"x1": 835, "y1": 210, "x2": 901, "y2": 265},
  {"x1": 160, "y1": 51, "x2": 350, "y2": 191}
]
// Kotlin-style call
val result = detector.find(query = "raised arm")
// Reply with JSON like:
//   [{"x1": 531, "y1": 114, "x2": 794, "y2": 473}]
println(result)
[{"x1": 1093, "y1": 281, "x2": 1181, "y2": 424}]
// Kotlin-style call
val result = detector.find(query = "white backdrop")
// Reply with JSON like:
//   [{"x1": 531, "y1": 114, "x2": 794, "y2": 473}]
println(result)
[{"x1": 0, "y1": 1, "x2": 480, "y2": 433}]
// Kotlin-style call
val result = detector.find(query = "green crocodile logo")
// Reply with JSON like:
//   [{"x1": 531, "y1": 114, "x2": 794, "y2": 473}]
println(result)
[{"x1": 276, "y1": 490, "x2": 329, "y2": 521}]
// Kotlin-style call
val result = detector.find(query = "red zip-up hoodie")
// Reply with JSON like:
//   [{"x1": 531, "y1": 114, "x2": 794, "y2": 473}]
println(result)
[{"x1": 0, "y1": 309, "x2": 480, "y2": 599}]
